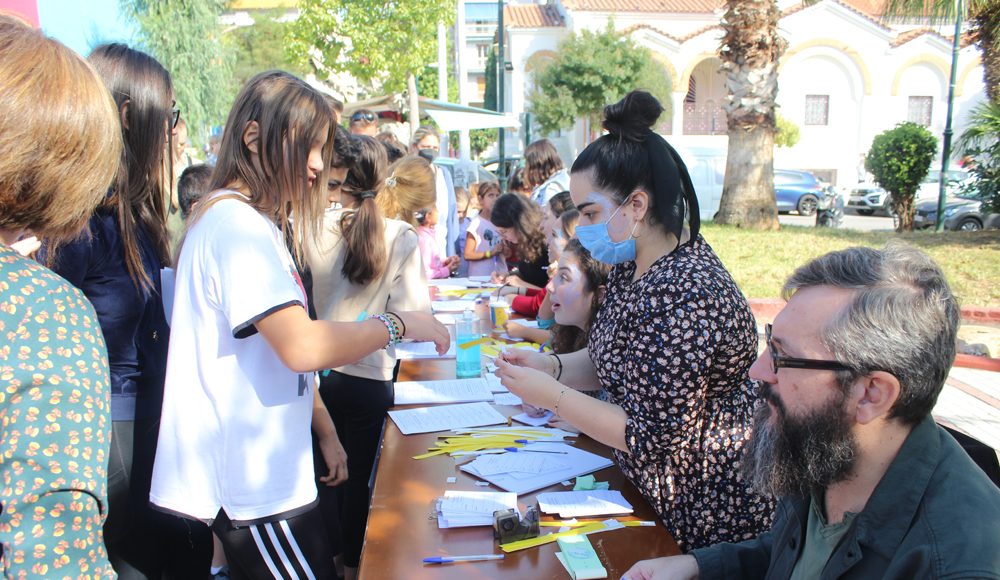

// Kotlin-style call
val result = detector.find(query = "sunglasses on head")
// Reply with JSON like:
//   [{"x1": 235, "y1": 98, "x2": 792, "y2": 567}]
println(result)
[{"x1": 351, "y1": 111, "x2": 377, "y2": 123}]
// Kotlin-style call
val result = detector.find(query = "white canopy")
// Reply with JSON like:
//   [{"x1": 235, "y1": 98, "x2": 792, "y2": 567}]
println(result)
[{"x1": 343, "y1": 95, "x2": 519, "y2": 131}]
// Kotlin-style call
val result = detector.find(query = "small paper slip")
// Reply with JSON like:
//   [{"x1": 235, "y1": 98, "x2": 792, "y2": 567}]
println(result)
[
  {"x1": 556, "y1": 535, "x2": 608, "y2": 579},
  {"x1": 483, "y1": 373, "x2": 509, "y2": 393},
  {"x1": 536, "y1": 490, "x2": 634, "y2": 518},
  {"x1": 512, "y1": 410, "x2": 553, "y2": 427},
  {"x1": 393, "y1": 379, "x2": 494, "y2": 406},
  {"x1": 436, "y1": 490, "x2": 517, "y2": 528},
  {"x1": 389, "y1": 402, "x2": 507, "y2": 435},
  {"x1": 492, "y1": 392, "x2": 523, "y2": 406},
  {"x1": 461, "y1": 442, "x2": 613, "y2": 495},
  {"x1": 394, "y1": 341, "x2": 456, "y2": 360},
  {"x1": 432, "y1": 299, "x2": 478, "y2": 313}
]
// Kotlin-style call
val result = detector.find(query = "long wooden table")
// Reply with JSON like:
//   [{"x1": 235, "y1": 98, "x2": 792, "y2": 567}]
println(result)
[{"x1": 358, "y1": 357, "x2": 680, "y2": 579}]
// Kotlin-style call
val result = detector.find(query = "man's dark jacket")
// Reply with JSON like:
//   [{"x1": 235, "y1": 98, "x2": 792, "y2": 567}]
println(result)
[{"x1": 692, "y1": 416, "x2": 1000, "y2": 579}]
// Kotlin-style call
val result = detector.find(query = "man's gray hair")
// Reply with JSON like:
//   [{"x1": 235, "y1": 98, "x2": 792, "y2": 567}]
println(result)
[{"x1": 782, "y1": 243, "x2": 959, "y2": 425}]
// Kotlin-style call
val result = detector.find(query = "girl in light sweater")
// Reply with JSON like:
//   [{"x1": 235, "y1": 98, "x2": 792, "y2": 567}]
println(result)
[{"x1": 303, "y1": 143, "x2": 437, "y2": 580}]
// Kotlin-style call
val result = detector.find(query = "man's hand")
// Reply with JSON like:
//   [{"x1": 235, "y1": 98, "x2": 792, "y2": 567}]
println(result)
[{"x1": 622, "y1": 555, "x2": 699, "y2": 580}]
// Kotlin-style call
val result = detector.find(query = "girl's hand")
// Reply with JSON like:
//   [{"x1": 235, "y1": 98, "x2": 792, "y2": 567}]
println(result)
[
  {"x1": 498, "y1": 286, "x2": 521, "y2": 298},
  {"x1": 522, "y1": 402, "x2": 548, "y2": 418},
  {"x1": 445, "y1": 255, "x2": 461, "y2": 270},
  {"x1": 317, "y1": 432, "x2": 348, "y2": 487},
  {"x1": 506, "y1": 275, "x2": 527, "y2": 288},
  {"x1": 494, "y1": 355, "x2": 561, "y2": 409},
  {"x1": 497, "y1": 348, "x2": 551, "y2": 373},
  {"x1": 490, "y1": 271, "x2": 508, "y2": 285},
  {"x1": 505, "y1": 321, "x2": 526, "y2": 339},
  {"x1": 396, "y1": 311, "x2": 451, "y2": 354}
]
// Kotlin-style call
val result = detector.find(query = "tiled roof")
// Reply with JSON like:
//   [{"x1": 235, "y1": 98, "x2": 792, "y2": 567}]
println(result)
[
  {"x1": 504, "y1": 4, "x2": 565, "y2": 28},
  {"x1": 890, "y1": 27, "x2": 942, "y2": 47},
  {"x1": 838, "y1": 0, "x2": 888, "y2": 16},
  {"x1": 561, "y1": 0, "x2": 723, "y2": 13},
  {"x1": 620, "y1": 23, "x2": 683, "y2": 43}
]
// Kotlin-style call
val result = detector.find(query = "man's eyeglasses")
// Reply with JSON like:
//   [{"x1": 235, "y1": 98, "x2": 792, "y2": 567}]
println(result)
[
  {"x1": 171, "y1": 101, "x2": 181, "y2": 129},
  {"x1": 764, "y1": 324, "x2": 853, "y2": 374},
  {"x1": 351, "y1": 111, "x2": 377, "y2": 123}
]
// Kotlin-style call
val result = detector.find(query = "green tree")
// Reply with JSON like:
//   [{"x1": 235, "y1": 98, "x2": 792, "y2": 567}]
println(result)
[
  {"x1": 484, "y1": 47, "x2": 497, "y2": 112},
  {"x1": 227, "y1": 10, "x2": 309, "y2": 90},
  {"x1": 957, "y1": 100, "x2": 1000, "y2": 213},
  {"x1": 288, "y1": 0, "x2": 455, "y2": 135},
  {"x1": 775, "y1": 114, "x2": 800, "y2": 148},
  {"x1": 527, "y1": 23, "x2": 672, "y2": 137},
  {"x1": 866, "y1": 122, "x2": 938, "y2": 232},
  {"x1": 121, "y1": 0, "x2": 233, "y2": 143},
  {"x1": 714, "y1": 0, "x2": 787, "y2": 230}
]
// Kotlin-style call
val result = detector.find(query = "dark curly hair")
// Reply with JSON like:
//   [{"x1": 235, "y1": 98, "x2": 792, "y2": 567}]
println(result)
[
  {"x1": 551, "y1": 239, "x2": 610, "y2": 353},
  {"x1": 491, "y1": 193, "x2": 546, "y2": 263}
]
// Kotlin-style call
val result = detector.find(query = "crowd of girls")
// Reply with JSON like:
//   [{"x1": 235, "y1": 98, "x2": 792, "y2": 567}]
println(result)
[{"x1": 2, "y1": 12, "x2": 777, "y2": 578}]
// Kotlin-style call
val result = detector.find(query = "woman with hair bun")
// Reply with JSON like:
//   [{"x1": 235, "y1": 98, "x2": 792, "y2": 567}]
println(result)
[{"x1": 496, "y1": 91, "x2": 773, "y2": 551}]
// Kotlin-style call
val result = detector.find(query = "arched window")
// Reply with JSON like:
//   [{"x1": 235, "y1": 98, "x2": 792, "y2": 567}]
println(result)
[{"x1": 685, "y1": 76, "x2": 696, "y2": 103}]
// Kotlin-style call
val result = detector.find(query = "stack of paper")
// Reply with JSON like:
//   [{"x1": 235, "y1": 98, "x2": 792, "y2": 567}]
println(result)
[
  {"x1": 512, "y1": 410, "x2": 554, "y2": 427},
  {"x1": 536, "y1": 490, "x2": 634, "y2": 518},
  {"x1": 388, "y1": 402, "x2": 507, "y2": 435},
  {"x1": 436, "y1": 490, "x2": 518, "y2": 528},
  {"x1": 393, "y1": 378, "x2": 494, "y2": 406},
  {"x1": 394, "y1": 341, "x2": 456, "y2": 360},
  {"x1": 461, "y1": 442, "x2": 613, "y2": 495}
]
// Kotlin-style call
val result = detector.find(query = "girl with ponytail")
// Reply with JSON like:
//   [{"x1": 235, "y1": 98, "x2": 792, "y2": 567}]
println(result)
[
  {"x1": 496, "y1": 91, "x2": 774, "y2": 552},
  {"x1": 303, "y1": 139, "x2": 435, "y2": 580}
]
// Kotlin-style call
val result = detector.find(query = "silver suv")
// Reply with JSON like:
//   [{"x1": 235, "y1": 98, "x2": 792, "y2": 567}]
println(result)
[{"x1": 847, "y1": 184, "x2": 891, "y2": 216}]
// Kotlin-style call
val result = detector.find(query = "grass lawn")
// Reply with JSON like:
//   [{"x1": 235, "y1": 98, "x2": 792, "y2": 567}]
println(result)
[{"x1": 700, "y1": 224, "x2": 1000, "y2": 308}]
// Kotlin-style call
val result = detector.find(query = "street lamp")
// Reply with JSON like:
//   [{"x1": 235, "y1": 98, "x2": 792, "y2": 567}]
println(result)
[{"x1": 936, "y1": 0, "x2": 964, "y2": 231}]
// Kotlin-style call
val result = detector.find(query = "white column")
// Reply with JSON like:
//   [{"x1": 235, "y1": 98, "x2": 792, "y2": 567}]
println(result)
[{"x1": 456, "y1": 0, "x2": 471, "y2": 159}]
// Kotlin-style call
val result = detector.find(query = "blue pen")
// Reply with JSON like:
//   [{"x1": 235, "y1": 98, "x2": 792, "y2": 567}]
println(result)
[
  {"x1": 423, "y1": 554, "x2": 504, "y2": 564},
  {"x1": 504, "y1": 447, "x2": 568, "y2": 454}
]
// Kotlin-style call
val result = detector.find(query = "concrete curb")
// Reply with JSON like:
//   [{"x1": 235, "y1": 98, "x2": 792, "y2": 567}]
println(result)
[{"x1": 748, "y1": 299, "x2": 1000, "y2": 372}]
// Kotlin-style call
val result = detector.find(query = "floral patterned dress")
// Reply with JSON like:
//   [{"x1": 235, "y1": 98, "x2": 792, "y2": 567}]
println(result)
[
  {"x1": 588, "y1": 236, "x2": 774, "y2": 552},
  {"x1": 0, "y1": 245, "x2": 114, "y2": 578}
]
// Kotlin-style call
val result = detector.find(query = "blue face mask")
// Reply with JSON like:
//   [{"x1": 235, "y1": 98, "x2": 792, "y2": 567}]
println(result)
[{"x1": 575, "y1": 197, "x2": 637, "y2": 265}]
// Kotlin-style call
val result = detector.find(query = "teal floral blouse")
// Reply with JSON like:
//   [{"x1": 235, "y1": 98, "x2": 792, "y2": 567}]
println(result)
[{"x1": 0, "y1": 244, "x2": 114, "y2": 578}]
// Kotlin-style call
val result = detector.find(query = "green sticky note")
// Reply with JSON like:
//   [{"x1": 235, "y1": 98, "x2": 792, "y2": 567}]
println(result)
[{"x1": 572, "y1": 475, "x2": 609, "y2": 491}]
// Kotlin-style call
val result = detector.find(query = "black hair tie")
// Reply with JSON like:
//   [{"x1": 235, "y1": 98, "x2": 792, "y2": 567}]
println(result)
[{"x1": 359, "y1": 190, "x2": 377, "y2": 200}]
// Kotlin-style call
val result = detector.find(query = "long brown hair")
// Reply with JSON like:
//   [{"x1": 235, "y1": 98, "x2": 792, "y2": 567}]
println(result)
[
  {"x1": 551, "y1": 239, "x2": 610, "y2": 353},
  {"x1": 491, "y1": 193, "x2": 546, "y2": 263},
  {"x1": 0, "y1": 14, "x2": 121, "y2": 246},
  {"x1": 524, "y1": 138, "x2": 564, "y2": 188},
  {"x1": 375, "y1": 156, "x2": 436, "y2": 227},
  {"x1": 199, "y1": 70, "x2": 333, "y2": 260},
  {"x1": 88, "y1": 43, "x2": 173, "y2": 291},
  {"x1": 339, "y1": 135, "x2": 388, "y2": 285}
]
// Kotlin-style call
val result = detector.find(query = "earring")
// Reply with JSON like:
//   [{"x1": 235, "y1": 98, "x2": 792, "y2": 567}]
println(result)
[{"x1": 629, "y1": 220, "x2": 643, "y2": 239}]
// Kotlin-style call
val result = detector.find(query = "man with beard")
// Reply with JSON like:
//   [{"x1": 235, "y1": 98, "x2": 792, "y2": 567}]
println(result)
[{"x1": 624, "y1": 244, "x2": 1000, "y2": 580}]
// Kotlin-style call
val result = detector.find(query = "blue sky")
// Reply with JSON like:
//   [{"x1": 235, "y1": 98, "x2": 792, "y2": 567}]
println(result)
[{"x1": 37, "y1": 0, "x2": 137, "y2": 57}]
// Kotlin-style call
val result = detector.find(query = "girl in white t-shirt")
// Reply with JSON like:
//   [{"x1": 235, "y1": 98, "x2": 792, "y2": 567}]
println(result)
[
  {"x1": 463, "y1": 181, "x2": 508, "y2": 277},
  {"x1": 150, "y1": 71, "x2": 448, "y2": 580}
]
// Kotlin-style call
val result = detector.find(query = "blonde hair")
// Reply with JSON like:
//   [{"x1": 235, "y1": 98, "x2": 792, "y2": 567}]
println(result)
[
  {"x1": 0, "y1": 13, "x2": 121, "y2": 246},
  {"x1": 376, "y1": 155, "x2": 436, "y2": 227},
  {"x1": 195, "y1": 70, "x2": 333, "y2": 260}
]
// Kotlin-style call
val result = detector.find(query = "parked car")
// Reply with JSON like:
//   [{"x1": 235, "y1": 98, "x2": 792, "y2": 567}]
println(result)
[
  {"x1": 433, "y1": 157, "x2": 497, "y2": 189},
  {"x1": 482, "y1": 155, "x2": 522, "y2": 180},
  {"x1": 774, "y1": 169, "x2": 826, "y2": 216},
  {"x1": 913, "y1": 196, "x2": 1000, "y2": 231},
  {"x1": 917, "y1": 168, "x2": 972, "y2": 202},
  {"x1": 847, "y1": 184, "x2": 892, "y2": 216}
]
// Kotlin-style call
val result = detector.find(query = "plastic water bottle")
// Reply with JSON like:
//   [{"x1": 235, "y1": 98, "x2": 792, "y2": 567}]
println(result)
[{"x1": 456, "y1": 309, "x2": 481, "y2": 378}]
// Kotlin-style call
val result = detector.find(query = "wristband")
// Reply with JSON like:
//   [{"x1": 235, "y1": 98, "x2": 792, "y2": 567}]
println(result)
[
  {"x1": 550, "y1": 353, "x2": 563, "y2": 380},
  {"x1": 386, "y1": 311, "x2": 407, "y2": 338},
  {"x1": 485, "y1": 249, "x2": 491, "y2": 259},
  {"x1": 370, "y1": 314, "x2": 400, "y2": 348}
]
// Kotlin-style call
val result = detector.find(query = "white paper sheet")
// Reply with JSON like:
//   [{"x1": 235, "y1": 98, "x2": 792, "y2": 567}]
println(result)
[
  {"x1": 461, "y1": 442, "x2": 614, "y2": 495},
  {"x1": 393, "y1": 379, "x2": 494, "y2": 406},
  {"x1": 431, "y1": 299, "x2": 479, "y2": 313},
  {"x1": 483, "y1": 373, "x2": 509, "y2": 393},
  {"x1": 492, "y1": 393, "x2": 523, "y2": 406},
  {"x1": 436, "y1": 490, "x2": 518, "y2": 528},
  {"x1": 512, "y1": 411, "x2": 554, "y2": 427},
  {"x1": 388, "y1": 402, "x2": 507, "y2": 435},
  {"x1": 466, "y1": 452, "x2": 569, "y2": 477},
  {"x1": 536, "y1": 490, "x2": 634, "y2": 518}
]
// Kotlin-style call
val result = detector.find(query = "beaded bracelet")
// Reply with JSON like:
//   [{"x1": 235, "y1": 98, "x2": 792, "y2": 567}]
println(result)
[
  {"x1": 385, "y1": 311, "x2": 407, "y2": 338},
  {"x1": 553, "y1": 387, "x2": 570, "y2": 416},
  {"x1": 370, "y1": 314, "x2": 400, "y2": 349}
]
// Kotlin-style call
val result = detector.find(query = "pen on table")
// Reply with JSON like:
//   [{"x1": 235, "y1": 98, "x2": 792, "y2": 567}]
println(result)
[
  {"x1": 504, "y1": 447, "x2": 568, "y2": 454},
  {"x1": 423, "y1": 554, "x2": 505, "y2": 564}
]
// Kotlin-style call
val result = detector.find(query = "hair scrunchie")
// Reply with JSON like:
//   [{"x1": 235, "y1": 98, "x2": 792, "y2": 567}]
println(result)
[{"x1": 385, "y1": 176, "x2": 397, "y2": 187}]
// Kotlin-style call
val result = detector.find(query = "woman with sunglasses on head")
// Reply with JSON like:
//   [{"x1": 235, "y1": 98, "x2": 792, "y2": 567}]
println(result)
[
  {"x1": 45, "y1": 43, "x2": 214, "y2": 577},
  {"x1": 495, "y1": 91, "x2": 773, "y2": 552}
]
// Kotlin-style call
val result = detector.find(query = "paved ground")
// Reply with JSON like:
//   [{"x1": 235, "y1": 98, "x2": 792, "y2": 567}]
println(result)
[{"x1": 778, "y1": 208, "x2": 896, "y2": 231}]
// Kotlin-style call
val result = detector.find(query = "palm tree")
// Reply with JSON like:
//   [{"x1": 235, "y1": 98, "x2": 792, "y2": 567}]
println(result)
[
  {"x1": 957, "y1": 100, "x2": 1000, "y2": 212},
  {"x1": 714, "y1": 0, "x2": 788, "y2": 229}
]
